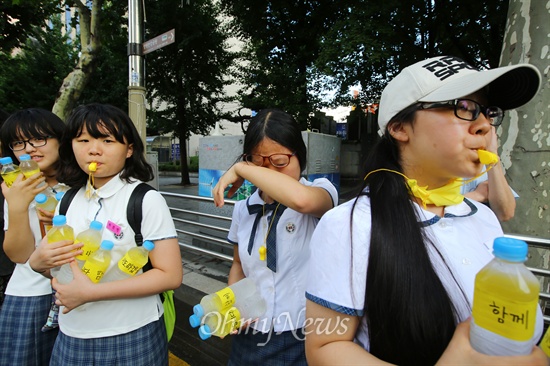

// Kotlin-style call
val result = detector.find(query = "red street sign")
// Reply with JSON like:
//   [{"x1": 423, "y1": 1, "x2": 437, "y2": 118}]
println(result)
[{"x1": 143, "y1": 28, "x2": 175, "y2": 55}]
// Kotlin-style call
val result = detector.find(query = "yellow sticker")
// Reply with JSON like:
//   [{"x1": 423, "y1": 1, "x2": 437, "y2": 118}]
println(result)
[
  {"x1": 215, "y1": 287, "x2": 236, "y2": 309},
  {"x1": 81, "y1": 262, "x2": 107, "y2": 283},
  {"x1": 472, "y1": 287, "x2": 537, "y2": 341}
]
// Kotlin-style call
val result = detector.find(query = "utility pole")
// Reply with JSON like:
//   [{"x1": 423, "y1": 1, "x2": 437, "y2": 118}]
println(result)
[{"x1": 128, "y1": 0, "x2": 146, "y2": 145}]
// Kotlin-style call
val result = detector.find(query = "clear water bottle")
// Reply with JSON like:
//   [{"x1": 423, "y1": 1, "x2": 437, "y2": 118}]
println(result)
[
  {"x1": 198, "y1": 293, "x2": 267, "y2": 340},
  {"x1": 0, "y1": 156, "x2": 21, "y2": 187},
  {"x1": 35, "y1": 193, "x2": 58, "y2": 213},
  {"x1": 48, "y1": 215, "x2": 75, "y2": 280},
  {"x1": 470, "y1": 237, "x2": 540, "y2": 355},
  {"x1": 103, "y1": 240, "x2": 154, "y2": 282},
  {"x1": 192, "y1": 277, "x2": 258, "y2": 319},
  {"x1": 18, "y1": 154, "x2": 40, "y2": 177},
  {"x1": 81, "y1": 240, "x2": 114, "y2": 283},
  {"x1": 74, "y1": 220, "x2": 104, "y2": 268}
]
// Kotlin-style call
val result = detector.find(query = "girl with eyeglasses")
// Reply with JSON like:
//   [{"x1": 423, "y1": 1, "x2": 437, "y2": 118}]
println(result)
[
  {"x1": 305, "y1": 56, "x2": 546, "y2": 365},
  {"x1": 0, "y1": 108, "x2": 75, "y2": 365},
  {"x1": 212, "y1": 109, "x2": 338, "y2": 365}
]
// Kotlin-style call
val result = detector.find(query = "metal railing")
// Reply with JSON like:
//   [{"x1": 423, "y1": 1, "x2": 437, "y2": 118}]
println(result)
[{"x1": 161, "y1": 191, "x2": 550, "y2": 324}]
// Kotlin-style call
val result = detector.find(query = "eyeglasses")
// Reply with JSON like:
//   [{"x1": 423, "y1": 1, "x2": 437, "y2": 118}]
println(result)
[
  {"x1": 9, "y1": 136, "x2": 51, "y2": 151},
  {"x1": 418, "y1": 99, "x2": 504, "y2": 126},
  {"x1": 242, "y1": 152, "x2": 296, "y2": 168}
]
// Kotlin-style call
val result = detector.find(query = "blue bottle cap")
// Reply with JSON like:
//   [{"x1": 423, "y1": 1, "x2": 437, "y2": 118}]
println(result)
[
  {"x1": 55, "y1": 191, "x2": 65, "y2": 201},
  {"x1": 0, "y1": 157, "x2": 13, "y2": 164},
  {"x1": 35, "y1": 193, "x2": 47, "y2": 204},
  {"x1": 189, "y1": 314, "x2": 201, "y2": 328},
  {"x1": 493, "y1": 237, "x2": 528, "y2": 262},
  {"x1": 19, "y1": 154, "x2": 31, "y2": 161},
  {"x1": 90, "y1": 220, "x2": 103, "y2": 231},
  {"x1": 193, "y1": 304, "x2": 204, "y2": 318},
  {"x1": 100, "y1": 240, "x2": 114, "y2": 251},
  {"x1": 143, "y1": 240, "x2": 155, "y2": 251},
  {"x1": 52, "y1": 215, "x2": 67, "y2": 226},
  {"x1": 198, "y1": 325, "x2": 212, "y2": 340}
]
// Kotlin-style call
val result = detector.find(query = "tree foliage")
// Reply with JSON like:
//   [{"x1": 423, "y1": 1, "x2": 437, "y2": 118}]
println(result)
[
  {"x1": 0, "y1": 15, "x2": 76, "y2": 112},
  {"x1": 145, "y1": 0, "x2": 236, "y2": 184}
]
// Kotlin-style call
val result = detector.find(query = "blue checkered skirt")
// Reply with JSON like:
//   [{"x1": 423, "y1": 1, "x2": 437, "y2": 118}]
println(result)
[
  {"x1": 228, "y1": 328, "x2": 306, "y2": 366},
  {"x1": 0, "y1": 294, "x2": 59, "y2": 366},
  {"x1": 50, "y1": 317, "x2": 168, "y2": 366}
]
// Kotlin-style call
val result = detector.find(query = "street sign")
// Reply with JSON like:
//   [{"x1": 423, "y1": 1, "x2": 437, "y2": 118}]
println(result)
[{"x1": 143, "y1": 28, "x2": 175, "y2": 55}]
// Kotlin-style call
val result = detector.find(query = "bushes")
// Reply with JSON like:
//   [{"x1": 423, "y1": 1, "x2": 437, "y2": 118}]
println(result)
[{"x1": 158, "y1": 156, "x2": 199, "y2": 172}]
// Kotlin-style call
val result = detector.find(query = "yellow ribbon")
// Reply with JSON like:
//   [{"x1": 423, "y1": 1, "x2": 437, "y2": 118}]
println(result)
[{"x1": 363, "y1": 150, "x2": 499, "y2": 208}]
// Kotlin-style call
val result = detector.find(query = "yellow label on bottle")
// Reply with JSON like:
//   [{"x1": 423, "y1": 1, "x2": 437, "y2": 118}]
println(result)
[
  {"x1": 472, "y1": 287, "x2": 537, "y2": 341},
  {"x1": 215, "y1": 287, "x2": 236, "y2": 309},
  {"x1": 75, "y1": 240, "x2": 100, "y2": 261},
  {"x1": 222, "y1": 307, "x2": 242, "y2": 334},
  {"x1": 117, "y1": 253, "x2": 143, "y2": 276},
  {"x1": 81, "y1": 262, "x2": 108, "y2": 283},
  {"x1": 540, "y1": 326, "x2": 550, "y2": 357}
]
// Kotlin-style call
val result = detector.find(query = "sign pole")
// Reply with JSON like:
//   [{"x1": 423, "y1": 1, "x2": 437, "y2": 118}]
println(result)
[{"x1": 128, "y1": 0, "x2": 146, "y2": 146}]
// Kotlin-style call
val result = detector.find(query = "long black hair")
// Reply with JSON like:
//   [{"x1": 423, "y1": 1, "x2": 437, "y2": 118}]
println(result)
[
  {"x1": 243, "y1": 109, "x2": 307, "y2": 172},
  {"x1": 0, "y1": 108, "x2": 65, "y2": 163},
  {"x1": 57, "y1": 103, "x2": 153, "y2": 187},
  {"x1": 352, "y1": 105, "x2": 468, "y2": 365}
]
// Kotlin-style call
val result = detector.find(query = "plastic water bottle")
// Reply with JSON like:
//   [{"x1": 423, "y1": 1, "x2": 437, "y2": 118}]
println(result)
[
  {"x1": 74, "y1": 220, "x2": 104, "y2": 268},
  {"x1": 81, "y1": 240, "x2": 114, "y2": 283},
  {"x1": 470, "y1": 237, "x2": 540, "y2": 355},
  {"x1": 0, "y1": 157, "x2": 21, "y2": 187},
  {"x1": 198, "y1": 294, "x2": 267, "y2": 340},
  {"x1": 35, "y1": 192, "x2": 61, "y2": 238},
  {"x1": 18, "y1": 154, "x2": 40, "y2": 177},
  {"x1": 192, "y1": 277, "x2": 258, "y2": 319},
  {"x1": 104, "y1": 240, "x2": 154, "y2": 282},
  {"x1": 47, "y1": 215, "x2": 75, "y2": 281}
]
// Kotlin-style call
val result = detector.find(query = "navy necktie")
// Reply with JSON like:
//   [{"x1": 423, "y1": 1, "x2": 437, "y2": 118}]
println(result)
[{"x1": 246, "y1": 200, "x2": 287, "y2": 272}]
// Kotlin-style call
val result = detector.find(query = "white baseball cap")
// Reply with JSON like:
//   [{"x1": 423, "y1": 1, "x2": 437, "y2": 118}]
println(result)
[{"x1": 378, "y1": 55, "x2": 541, "y2": 132}]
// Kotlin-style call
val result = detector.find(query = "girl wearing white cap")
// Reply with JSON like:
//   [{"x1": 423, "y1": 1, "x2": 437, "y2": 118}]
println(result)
[{"x1": 305, "y1": 56, "x2": 545, "y2": 364}]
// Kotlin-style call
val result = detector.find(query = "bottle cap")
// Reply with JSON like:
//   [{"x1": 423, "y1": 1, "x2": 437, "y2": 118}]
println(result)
[
  {"x1": 198, "y1": 325, "x2": 212, "y2": 340},
  {"x1": 35, "y1": 193, "x2": 47, "y2": 204},
  {"x1": 55, "y1": 191, "x2": 65, "y2": 201},
  {"x1": 189, "y1": 314, "x2": 201, "y2": 328},
  {"x1": 0, "y1": 157, "x2": 13, "y2": 164},
  {"x1": 493, "y1": 237, "x2": 528, "y2": 262},
  {"x1": 143, "y1": 240, "x2": 155, "y2": 251},
  {"x1": 53, "y1": 215, "x2": 67, "y2": 226},
  {"x1": 100, "y1": 240, "x2": 114, "y2": 251},
  {"x1": 90, "y1": 220, "x2": 103, "y2": 231},
  {"x1": 19, "y1": 154, "x2": 31, "y2": 161},
  {"x1": 193, "y1": 304, "x2": 204, "y2": 318}
]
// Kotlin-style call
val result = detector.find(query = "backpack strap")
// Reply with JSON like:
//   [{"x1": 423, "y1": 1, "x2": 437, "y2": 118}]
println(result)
[
  {"x1": 58, "y1": 187, "x2": 80, "y2": 216},
  {"x1": 127, "y1": 182, "x2": 155, "y2": 247}
]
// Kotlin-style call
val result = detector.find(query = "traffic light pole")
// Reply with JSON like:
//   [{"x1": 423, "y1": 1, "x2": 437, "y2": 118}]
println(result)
[{"x1": 128, "y1": 0, "x2": 146, "y2": 145}]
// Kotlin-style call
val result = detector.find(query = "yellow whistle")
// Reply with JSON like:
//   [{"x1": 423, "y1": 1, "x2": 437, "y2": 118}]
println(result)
[
  {"x1": 258, "y1": 246, "x2": 266, "y2": 261},
  {"x1": 477, "y1": 149, "x2": 498, "y2": 165},
  {"x1": 88, "y1": 162, "x2": 97, "y2": 172}
]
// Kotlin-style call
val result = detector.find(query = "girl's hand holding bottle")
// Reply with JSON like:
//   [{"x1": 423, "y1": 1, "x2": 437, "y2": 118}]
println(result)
[
  {"x1": 52, "y1": 260, "x2": 97, "y2": 313},
  {"x1": 29, "y1": 236, "x2": 83, "y2": 276},
  {"x1": 1, "y1": 170, "x2": 46, "y2": 212},
  {"x1": 435, "y1": 320, "x2": 547, "y2": 366}
]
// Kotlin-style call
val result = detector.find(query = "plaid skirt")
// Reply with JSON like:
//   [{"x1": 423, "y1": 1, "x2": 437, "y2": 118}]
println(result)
[
  {"x1": 0, "y1": 294, "x2": 59, "y2": 366},
  {"x1": 50, "y1": 317, "x2": 168, "y2": 366},
  {"x1": 228, "y1": 328, "x2": 306, "y2": 366}
]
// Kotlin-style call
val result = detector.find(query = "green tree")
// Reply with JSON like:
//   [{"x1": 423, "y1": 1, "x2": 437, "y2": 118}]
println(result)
[
  {"x1": 0, "y1": 0, "x2": 61, "y2": 52},
  {"x1": 220, "y1": 0, "x2": 343, "y2": 129},
  {"x1": 145, "y1": 0, "x2": 236, "y2": 185},
  {"x1": 0, "y1": 15, "x2": 76, "y2": 112}
]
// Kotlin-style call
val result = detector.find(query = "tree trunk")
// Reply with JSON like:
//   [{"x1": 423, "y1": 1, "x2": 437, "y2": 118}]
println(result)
[
  {"x1": 499, "y1": 0, "x2": 549, "y2": 238},
  {"x1": 177, "y1": 106, "x2": 191, "y2": 186},
  {"x1": 52, "y1": 0, "x2": 103, "y2": 121}
]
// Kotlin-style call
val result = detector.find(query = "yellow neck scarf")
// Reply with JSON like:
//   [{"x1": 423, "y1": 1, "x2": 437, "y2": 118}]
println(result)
[{"x1": 364, "y1": 150, "x2": 499, "y2": 208}]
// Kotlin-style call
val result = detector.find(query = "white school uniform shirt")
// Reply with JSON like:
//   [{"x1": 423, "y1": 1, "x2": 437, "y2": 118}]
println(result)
[
  {"x1": 4, "y1": 183, "x2": 69, "y2": 296},
  {"x1": 57, "y1": 175, "x2": 177, "y2": 339},
  {"x1": 306, "y1": 194, "x2": 543, "y2": 350},
  {"x1": 228, "y1": 177, "x2": 337, "y2": 333}
]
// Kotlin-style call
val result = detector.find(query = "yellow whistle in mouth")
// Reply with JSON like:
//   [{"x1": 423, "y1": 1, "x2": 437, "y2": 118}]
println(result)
[
  {"x1": 477, "y1": 150, "x2": 499, "y2": 165},
  {"x1": 88, "y1": 162, "x2": 97, "y2": 172}
]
